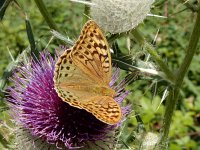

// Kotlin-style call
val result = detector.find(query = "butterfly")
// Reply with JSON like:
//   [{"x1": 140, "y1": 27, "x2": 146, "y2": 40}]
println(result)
[{"x1": 53, "y1": 20, "x2": 121, "y2": 125}]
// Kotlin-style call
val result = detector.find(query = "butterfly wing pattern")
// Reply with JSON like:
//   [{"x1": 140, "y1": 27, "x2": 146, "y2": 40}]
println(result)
[{"x1": 54, "y1": 20, "x2": 122, "y2": 125}]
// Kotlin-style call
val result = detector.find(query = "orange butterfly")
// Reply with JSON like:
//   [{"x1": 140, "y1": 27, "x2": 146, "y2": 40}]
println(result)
[{"x1": 54, "y1": 20, "x2": 121, "y2": 125}]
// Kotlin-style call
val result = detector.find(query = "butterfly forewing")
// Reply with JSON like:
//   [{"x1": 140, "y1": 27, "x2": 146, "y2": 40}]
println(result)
[
  {"x1": 54, "y1": 20, "x2": 122, "y2": 125},
  {"x1": 71, "y1": 20, "x2": 112, "y2": 85}
]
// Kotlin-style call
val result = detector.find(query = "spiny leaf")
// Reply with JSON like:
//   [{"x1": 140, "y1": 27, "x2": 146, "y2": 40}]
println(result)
[
  {"x1": 25, "y1": 16, "x2": 39, "y2": 60},
  {"x1": 0, "y1": 49, "x2": 30, "y2": 96},
  {"x1": 0, "y1": 0, "x2": 12, "y2": 20}
]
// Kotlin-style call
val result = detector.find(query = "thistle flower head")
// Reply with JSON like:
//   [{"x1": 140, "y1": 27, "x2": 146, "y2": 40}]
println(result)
[
  {"x1": 89, "y1": 0, "x2": 154, "y2": 33},
  {"x1": 7, "y1": 50, "x2": 130, "y2": 149}
]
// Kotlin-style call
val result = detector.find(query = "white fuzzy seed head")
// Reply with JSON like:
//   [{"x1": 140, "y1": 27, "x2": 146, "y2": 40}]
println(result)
[
  {"x1": 141, "y1": 132, "x2": 160, "y2": 149},
  {"x1": 90, "y1": 0, "x2": 154, "y2": 33}
]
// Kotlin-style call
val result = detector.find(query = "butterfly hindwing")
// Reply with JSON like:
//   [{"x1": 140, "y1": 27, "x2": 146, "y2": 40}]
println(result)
[
  {"x1": 54, "y1": 49, "x2": 96, "y2": 108},
  {"x1": 81, "y1": 96, "x2": 122, "y2": 125}
]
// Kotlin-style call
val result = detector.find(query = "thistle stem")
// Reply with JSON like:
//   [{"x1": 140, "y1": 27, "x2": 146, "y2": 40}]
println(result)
[
  {"x1": 33, "y1": 0, "x2": 60, "y2": 31},
  {"x1": 130, "y1": 29, "x2": 175, "y2": 83},
  {"x1": 179, "y1": 0, "x2": 199, "y2": 12},
  {"x1": 82, "y1": 1, "x2": 90, "y2": 24},
  {"x1": 160, "y1": 4, "x2": 200, "y2": 145}
]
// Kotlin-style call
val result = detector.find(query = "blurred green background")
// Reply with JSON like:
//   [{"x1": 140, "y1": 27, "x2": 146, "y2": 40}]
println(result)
[{"x1": 0, "y1": 0, "x2": 200, "y2": 149}]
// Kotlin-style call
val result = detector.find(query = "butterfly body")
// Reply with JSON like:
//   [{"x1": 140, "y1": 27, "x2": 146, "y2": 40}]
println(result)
[
  {"x1": 92, "y1": 85, "x2": 116, "y2": 97},
  {"x1": 54, "y1": 20, "x2": 122, "y2": 125}
]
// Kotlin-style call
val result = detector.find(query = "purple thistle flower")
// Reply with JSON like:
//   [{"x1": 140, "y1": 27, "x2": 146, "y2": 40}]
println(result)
[{"x1": 7, "y1": 51, "x2": 130, "y2": 149}]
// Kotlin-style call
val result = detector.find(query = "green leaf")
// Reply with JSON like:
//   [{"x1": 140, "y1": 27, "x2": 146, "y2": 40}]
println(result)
[
  {"x1": 0, "y1": 49, "x2": 30, "y2": 95},
  {"x1": 0, "y1": 0, "x2": 12, "y2": 20},
  {"x1": 25, "y1": 16, "x2": 39, "y2": 59}
]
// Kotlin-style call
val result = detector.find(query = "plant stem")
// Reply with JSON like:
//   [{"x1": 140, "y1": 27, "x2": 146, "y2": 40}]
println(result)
[
  {"x1": 160, "y1": 4, "x2": 200, "y2": 145},
  {"x1": 82, "y1": 1, "x2": 90, "y2": 24},
  {"x1": 107, "y1": 33, "x2": 126, "y2": 44},
  {"x1": 25, "y1": 16, "x2": 39, "y2": 59},
  {"x1": 145, "y1": 43, "x2": 175, "y2": 83},
  {"x1": 179, "y1": 0, "x2": 199, "y2": 12},
  {"x1": 0, "y1": 0, "x2": 12, "y2": 20},
  {"x1": 176, "y1": 11, "x2": 200, "y2": 87},
  {"x1": 131, "y1": 29, "x2": 175, "y2": 83},
  {"x1": 34, "y1": 0, "x2": 60, "y2": 32},
  {"x1": 154, "y1": 0, "x2": 166, "y2": 7},
  {"x1": 108, "y1": 29, "x2": 175, "y2": 82}
]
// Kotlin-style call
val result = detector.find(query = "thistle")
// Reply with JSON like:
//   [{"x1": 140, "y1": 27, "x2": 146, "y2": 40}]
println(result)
[
  {"x1": 7, "y1": 51, "x2": 130, "y2": 149},
  {"x1": 71, "y1": 0, "x2": 154, "y2": 33}
]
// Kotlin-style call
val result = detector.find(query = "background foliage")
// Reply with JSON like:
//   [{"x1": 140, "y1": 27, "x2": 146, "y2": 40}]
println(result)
[{"x1": 0, "y1": 0, "x2": 200, "y2": 149}]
